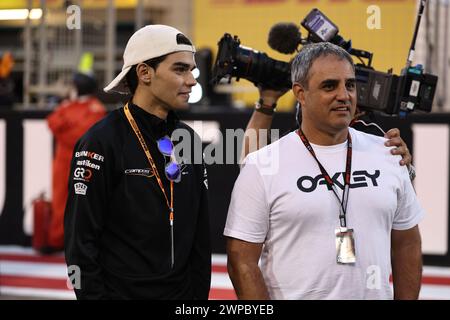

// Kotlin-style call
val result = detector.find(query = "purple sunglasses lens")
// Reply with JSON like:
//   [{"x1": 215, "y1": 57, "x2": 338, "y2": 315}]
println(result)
[
  {"x1": 165, "y1": 162, "x2": 180, "y2": 180},
  {"x1": 158, "y1": 137, "x2": 173, "y2": 155}
]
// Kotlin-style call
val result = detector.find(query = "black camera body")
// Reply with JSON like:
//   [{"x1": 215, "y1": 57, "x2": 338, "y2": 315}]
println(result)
[
  {"x1": 356, "y1": 65, "x2": 437, "y2": 115},
  {"x1": 212, "y1": 8, "x2": 438, "y2": 116},
  {"x1": 212, "y1": 33, "x2": 292, "y2": 90}
]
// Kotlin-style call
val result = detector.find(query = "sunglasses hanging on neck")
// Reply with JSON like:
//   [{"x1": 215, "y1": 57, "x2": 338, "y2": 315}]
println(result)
[{"x1": 157, "y1": 136, "x2": 181, "y2": 182}]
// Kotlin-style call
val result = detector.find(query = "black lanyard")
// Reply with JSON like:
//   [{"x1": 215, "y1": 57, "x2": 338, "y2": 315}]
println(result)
[{"x1": 297, "y1": 129, "x2": 352, "y2": 228}]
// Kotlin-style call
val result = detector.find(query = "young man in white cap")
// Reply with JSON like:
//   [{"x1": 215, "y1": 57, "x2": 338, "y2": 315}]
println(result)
[{"x1": 64, "y1": 25, "x2": 211, "y2": 299}]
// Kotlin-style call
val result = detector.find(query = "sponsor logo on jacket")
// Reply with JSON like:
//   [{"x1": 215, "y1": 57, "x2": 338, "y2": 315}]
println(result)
[
  {"x1": 75, "y1": 151, "x2": 104, "y2": 162},
  {"x1": 73, "y1": 167, "x2": 93, "y2": 182},
  {"x1": 74, "y1": 182, "x2": 88, "y2": 195},
  {"x1": 76, "y1": 159, "x2": 101, "y2": 170},
  {"x1": 124, "y1": 168, "x2": 154, "y2": 178}
]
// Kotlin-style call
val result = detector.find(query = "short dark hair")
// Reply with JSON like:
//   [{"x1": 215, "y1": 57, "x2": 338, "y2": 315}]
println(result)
[
  {"x1": 73, "y1": 72, "x2": 97, "y2": 96},
  {"x1": 291, "y1": 42, "x2": 354, "y2": 89},
  {"x1": 125, "y1": 54, "x2": 168, "y2": 94}
]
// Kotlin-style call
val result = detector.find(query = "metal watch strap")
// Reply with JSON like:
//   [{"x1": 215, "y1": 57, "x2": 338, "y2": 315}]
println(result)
[{"x1": 408, "y1": 164, "x2": 416, "y2": 181}]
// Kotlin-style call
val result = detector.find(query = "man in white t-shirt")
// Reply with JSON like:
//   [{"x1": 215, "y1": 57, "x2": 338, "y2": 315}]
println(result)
[{"x1": 224, "y1": 42, "x2": 424, "y2": 300}]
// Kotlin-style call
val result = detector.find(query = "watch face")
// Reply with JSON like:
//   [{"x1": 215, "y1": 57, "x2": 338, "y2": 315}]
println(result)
[
  {"x1": 408, "y1": 165, "x2": 416, "y2": 180},
  {"x1": 255, "y1": 102, "x2": 275, "y2": 115}
]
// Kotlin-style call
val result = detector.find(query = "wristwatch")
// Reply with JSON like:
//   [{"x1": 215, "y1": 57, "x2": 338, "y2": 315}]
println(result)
[
  {"x1": 255, "y1": 98, "x2": 277, "y2": 115},
  {"x1": 408, "y1": 164, "x2": 416, "y2": 181}
]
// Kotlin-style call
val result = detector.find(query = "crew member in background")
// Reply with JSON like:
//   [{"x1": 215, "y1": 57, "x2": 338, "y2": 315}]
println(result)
[
  {"x1": 0, "y1": 51, "x2": 16, "y2": 108},
  {"x1": 241, "y1": 22, "x2": 413, "y2": 174},
  {"x1": 45, "y1": 62, "x2": 106, "y2": 254}
]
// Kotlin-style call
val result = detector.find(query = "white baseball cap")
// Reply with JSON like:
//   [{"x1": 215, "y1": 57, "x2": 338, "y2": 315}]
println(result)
[{"x1": 104, "y1": 24, "x2": 196, "y2": 94}]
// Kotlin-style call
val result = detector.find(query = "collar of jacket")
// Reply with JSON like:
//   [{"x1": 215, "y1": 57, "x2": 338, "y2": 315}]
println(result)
[{"x1": 127, "y1": 101, "x2": 180, "y2": 139}]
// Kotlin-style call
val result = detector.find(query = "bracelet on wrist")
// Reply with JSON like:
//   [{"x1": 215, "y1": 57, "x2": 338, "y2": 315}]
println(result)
[{"x1": 255, "y1": 98, "x2": 277, "y2": 115}]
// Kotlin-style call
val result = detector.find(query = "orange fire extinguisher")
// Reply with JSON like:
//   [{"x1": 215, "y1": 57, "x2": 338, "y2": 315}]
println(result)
[{"x1": 32, "y1": 193, "x2": 52, "y2": 251}]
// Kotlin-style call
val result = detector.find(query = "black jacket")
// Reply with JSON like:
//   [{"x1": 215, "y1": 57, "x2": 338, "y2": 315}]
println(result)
[{"x1": 64, "y1": 102, "x2": 211, "y2": 299}]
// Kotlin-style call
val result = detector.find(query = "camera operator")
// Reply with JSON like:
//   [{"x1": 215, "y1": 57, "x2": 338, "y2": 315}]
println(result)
[
  {"x1": 235, "y1": 21, "x2": 414, "y2": 175},
  {"x1": 240, "y1": 85, "x2": 414, "y2": 179}
]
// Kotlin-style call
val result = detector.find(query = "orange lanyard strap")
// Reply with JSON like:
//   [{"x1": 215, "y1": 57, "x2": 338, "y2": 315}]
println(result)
[{"x1": 123, "y1": 104, "x2": 174, "y2": 215}]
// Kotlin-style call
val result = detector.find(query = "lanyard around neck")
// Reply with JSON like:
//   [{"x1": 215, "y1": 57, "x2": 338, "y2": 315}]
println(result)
[
  {"x1": 296, "y1": 128, "x2": 352, "y2": 228},
  {"x1": 124, "y1": 103, "x2": 173, "y2": 213},
  {"x1": 124, "y1": 103, "x2": 175, "y2": 267}
]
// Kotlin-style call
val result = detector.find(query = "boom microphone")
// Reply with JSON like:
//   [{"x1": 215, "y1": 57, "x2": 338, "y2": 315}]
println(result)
[{"x1": 268, "y1": 22, "x2": 301, "y2": 54}]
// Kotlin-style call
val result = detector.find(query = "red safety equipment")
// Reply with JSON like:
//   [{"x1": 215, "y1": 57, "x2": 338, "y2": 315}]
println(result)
[{"x1": 32, "y1": 193, "x2": 52, "y2": 251}]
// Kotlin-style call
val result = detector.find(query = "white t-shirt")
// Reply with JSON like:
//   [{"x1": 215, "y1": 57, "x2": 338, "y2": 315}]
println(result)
[{"x1": 224, "y1": 128, "x2": 424, "y2": 300}]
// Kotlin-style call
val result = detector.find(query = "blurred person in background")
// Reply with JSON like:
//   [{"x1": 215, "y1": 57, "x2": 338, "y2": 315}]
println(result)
[
  {"x1": 0, "y1": 51, "x2": 16, "y2": 108},
  {"x1": 45, "y1": 54, "x2": 106, "y2": 253}
]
